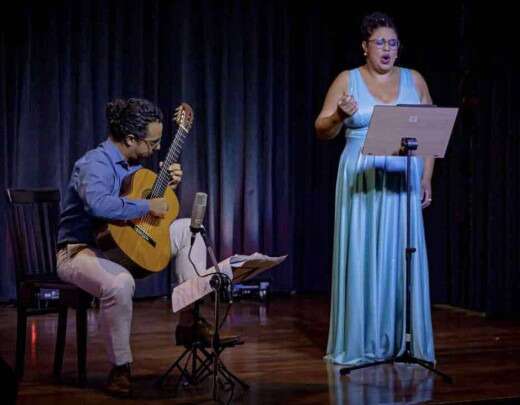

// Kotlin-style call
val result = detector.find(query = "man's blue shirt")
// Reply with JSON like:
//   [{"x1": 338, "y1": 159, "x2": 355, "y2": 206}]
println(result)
[{"x1": 57, "y1": 139, "x2": 150, "y2": 246}]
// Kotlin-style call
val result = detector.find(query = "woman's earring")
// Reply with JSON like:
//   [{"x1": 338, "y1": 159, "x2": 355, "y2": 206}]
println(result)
[{"x1": 363, "y1": 51, "x2": 367, "y2": 57}]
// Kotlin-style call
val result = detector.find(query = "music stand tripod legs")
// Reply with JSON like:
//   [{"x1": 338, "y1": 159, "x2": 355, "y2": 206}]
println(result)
[
  {"x1": 339, "y1": 137, "x2": 452, "y2": 384},
  {"x1": 157, "y1": 286, "x2": 249, "y2": 400}
]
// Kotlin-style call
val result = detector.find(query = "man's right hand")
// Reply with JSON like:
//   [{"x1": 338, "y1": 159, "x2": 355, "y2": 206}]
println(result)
[{"x1": 148, "y1": 198, "x2": 168, "y2": 218}]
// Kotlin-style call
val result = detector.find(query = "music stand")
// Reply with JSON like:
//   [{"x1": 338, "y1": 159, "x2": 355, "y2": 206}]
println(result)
[
  {"x1": 162, "y1": 245, "x2": 287, "y2": 402},
  {"x1": 157, "y1": 230, "x2": 242, "y2": 402},
  {"x1": 339, "y1": 105, "x2": 458, "y2": 383}
]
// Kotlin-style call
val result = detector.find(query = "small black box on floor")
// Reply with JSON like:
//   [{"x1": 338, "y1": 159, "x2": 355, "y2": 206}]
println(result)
[
  {"x1": 34, "y1": 288, "x2": 60, "y2": 310},
  {"x1": 232, "y1": 280, "x2": 270, "y2": 302}
]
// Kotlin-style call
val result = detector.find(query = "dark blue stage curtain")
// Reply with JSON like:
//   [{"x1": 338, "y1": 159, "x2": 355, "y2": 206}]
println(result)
[{"x1": 1, "y1": 1, "x2": 519, "y2": 316}]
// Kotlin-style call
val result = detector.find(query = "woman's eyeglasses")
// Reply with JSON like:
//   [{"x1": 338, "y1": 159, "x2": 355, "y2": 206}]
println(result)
[{"x1": 367, "y1": 38, "x2": 400, "y2": 50}]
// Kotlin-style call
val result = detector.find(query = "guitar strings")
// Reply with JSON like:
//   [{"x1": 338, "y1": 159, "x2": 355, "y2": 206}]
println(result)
[{"x1": 140, "y1": 127, "x2": 189, "y2": 236}]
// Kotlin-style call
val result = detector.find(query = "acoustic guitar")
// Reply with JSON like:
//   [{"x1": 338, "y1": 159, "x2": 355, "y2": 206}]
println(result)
[{"x1": 96, "y1": 103, "x2": 193, "y2": 278}]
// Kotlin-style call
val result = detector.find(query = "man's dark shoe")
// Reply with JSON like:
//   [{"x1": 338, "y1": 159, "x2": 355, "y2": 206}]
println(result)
[
  {"x1": 175, "y1": 317, "x2": 241, "y2": 348},
  {"x1": 105, "y1": 363, "x2": 131, "y2": 397},
  {"x1": 175, "y1": 317, "x2": 214, "y2": 347}
]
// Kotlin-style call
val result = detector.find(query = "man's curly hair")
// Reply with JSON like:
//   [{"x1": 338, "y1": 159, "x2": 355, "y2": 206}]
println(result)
[{"x1": 106, "y1": 98, "x2": 163, "y2": 141}]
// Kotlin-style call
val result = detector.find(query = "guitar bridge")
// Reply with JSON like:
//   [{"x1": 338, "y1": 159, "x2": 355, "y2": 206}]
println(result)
[{"x1": 131, "y1": 224, "x2": 157, "y2": 247}]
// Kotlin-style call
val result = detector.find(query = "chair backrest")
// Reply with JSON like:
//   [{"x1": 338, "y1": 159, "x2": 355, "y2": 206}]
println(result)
[{"x1": 5, "y1": 189, "x2": 61, "y2": 286}]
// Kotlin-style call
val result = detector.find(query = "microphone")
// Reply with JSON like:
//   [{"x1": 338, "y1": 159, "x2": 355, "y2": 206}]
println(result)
[
  {"x1": 190, "y1": 192, "x2": 207, "y2": 237},
  {"x1": 188, "y1": 192, "x2": 232, "y2": 305}
]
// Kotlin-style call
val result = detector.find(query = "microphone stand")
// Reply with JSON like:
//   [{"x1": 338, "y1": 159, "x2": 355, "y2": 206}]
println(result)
[
  {"x1": 158, "y1": 226, "x2": 246, "y2": 400},
  {"x1": 191, "y1": 226, "x2": 236, "y2": 402},
  {"x1": 159, "y1": 194, "x2": 247, "y2": 401}
]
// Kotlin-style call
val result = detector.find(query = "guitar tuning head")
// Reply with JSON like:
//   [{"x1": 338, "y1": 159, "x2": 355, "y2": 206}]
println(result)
[{"x1": 173, "y1": 103, "x2": 193, "y2": 132}]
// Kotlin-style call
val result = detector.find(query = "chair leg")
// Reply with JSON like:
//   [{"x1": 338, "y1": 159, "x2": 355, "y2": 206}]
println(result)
[
  {"x1": 76, "y1": 307, "x2": 87, "y2": 386},
  {"x1": 15, "y1": 308, "x2": 27, "y2": 380},
  {"x1": 53, "y1": 307, "x2": 68, "y2": 379}
]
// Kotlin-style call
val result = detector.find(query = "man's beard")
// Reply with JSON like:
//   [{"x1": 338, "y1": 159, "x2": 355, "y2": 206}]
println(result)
[{"x1": 128, "y1": 155, "x2": 147, "y2": 166}]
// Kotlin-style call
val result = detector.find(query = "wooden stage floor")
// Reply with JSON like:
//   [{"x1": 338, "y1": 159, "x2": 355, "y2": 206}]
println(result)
[{"x1": 1, "y1": 295, "x2": 520, "y2": 404}]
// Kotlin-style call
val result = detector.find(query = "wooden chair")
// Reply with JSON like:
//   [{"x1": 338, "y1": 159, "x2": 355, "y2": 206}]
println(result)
[{"x1": 6, "y1": 188, "x2": 92, "y2": 385}]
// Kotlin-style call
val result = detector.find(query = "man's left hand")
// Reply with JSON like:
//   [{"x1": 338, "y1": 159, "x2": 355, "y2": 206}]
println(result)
[{"x1": 163, "y1": 162, "x2": 183, "y2": 190}]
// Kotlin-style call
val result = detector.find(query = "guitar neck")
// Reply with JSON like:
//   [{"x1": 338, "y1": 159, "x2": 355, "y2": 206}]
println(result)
[{"x1": 149, "y1": 126, "x2": 188, "y2": 198}]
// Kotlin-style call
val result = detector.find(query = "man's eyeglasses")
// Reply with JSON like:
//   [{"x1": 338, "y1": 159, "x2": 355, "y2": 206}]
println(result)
[
  {"x1": 367, "y1": 38, "x2": 400, "y2": 50},
  {"x1": 129, "y1": 135, "x2": 161, "y2": 150},
  {"x1": 142, "y1": 137, "x2": 161, "y2": 149}
]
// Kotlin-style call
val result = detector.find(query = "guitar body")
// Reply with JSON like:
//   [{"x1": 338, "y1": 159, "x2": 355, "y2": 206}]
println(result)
[{"x1": 96, "y1": 168, "x2": 180, "y2": 278}]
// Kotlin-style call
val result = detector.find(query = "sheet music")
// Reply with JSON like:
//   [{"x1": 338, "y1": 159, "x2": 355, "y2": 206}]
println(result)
[
  {"x1": 230, "y1": 252, "x2": 287, "y2": 283},
  {"x1": 171, "y1": 252, "x2": 287, "y2": 312},
  {"x1": 171, "y1": 258, "x2": 233, "y2": 313}
]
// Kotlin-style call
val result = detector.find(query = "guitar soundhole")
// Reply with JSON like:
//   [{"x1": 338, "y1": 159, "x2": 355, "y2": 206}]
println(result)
[{"x1": 141, "y1": 189, "x2": 152, "y2": 199}]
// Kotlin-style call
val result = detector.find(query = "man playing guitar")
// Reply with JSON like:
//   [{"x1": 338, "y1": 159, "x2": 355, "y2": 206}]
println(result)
[{"x1": 56, "y1": 98, "x2": 208, "y2": 396}]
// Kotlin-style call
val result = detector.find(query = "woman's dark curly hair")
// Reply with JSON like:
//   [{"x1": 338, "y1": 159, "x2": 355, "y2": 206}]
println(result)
[
  {"x1": 106, "y1": 98, "x2": 163, "y2": 141},
  {"x1": 360, "y1": 12, "x2": 398, "y2": 41}
]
